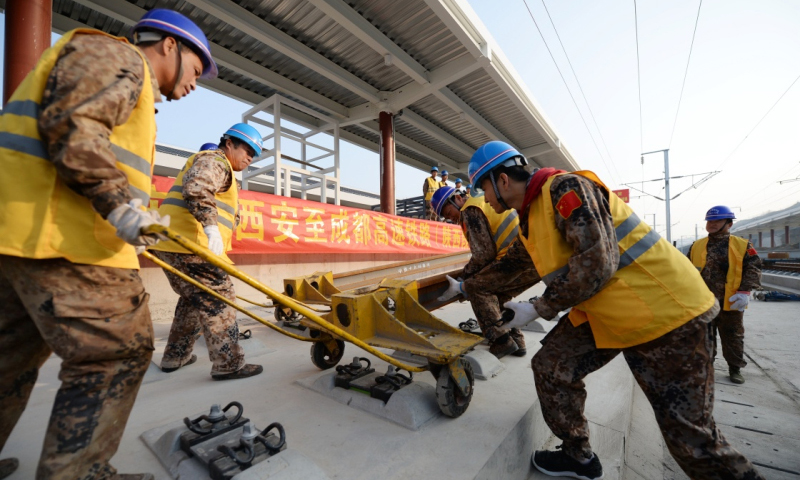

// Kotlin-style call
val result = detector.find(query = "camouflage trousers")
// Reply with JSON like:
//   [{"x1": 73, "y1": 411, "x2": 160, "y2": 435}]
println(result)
[
  {"x1": 468, "y1": 268, "x2": 538, "y2": 343},
  {"x1": 713, "y1": 309, "x2": 746, "y2": 369},
  {"x1": 0, "y1": 255, "x2": 154, "y2": 480},
  {"x1": 532, "y1": 304, "x2": 764, "y2": 480},
  {"x1": 153, "y1": 251, "x2": 244, "y2": 375}
]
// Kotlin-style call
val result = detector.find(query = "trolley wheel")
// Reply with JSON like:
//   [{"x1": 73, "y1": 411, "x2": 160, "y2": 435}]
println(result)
[
  {"x1": 274, "y1": 305, "x2": 297, "y2": 323},
  {"x1": 310, "y1": 340, "x2": 345, "y2": 370},
  {"x1": 435, "y1": 358, "x2": 474, "y2": 418}
]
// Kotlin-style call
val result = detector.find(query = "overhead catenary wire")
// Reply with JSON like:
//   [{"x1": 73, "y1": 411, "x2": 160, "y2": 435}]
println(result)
[
  {"x1": 676, "y1": 71, "x2": 800, "y2": 223},
  {"x1": 520, "y1": 0, "x2": 620, "y2": 185},
  {"x1": 668, "y1": 0, "x2": 703, "y2": 148},
  {"x1": 539, "y1": 0, "x2": 623, "y2": 182}
]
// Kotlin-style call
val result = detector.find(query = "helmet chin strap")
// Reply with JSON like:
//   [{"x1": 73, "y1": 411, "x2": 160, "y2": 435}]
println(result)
[
  {"x1": 711, "y1": 219, "x2": 732, "y2": 234},
  {"x1": 166, "y1": 42, "x2": 184, "y2": 102},
  {"x1": 489, "y1": 171, "x2": 511, "y2": 211}
]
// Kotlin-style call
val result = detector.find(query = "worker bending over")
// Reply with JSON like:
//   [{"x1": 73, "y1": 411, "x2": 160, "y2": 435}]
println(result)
[
  {"x1": 688, "y1": 206, "x2": 761, "y2": 384},
  {"x1": 151, "y1": 123, "x2": 264, "y2": 381},
  {"x1": 433, "y1": 187, "x2": 536, "y2": 358},
  {"x1": 469, "y1": 141, "x2": 763, "y2": 480},
  {"x1": 0, "y1": 10, "x2": 215, "y2": 479}
]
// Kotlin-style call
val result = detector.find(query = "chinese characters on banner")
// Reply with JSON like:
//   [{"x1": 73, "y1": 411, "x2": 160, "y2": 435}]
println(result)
[{"x1": 150, "y1": 175, "x2": 469, "y2": 255}]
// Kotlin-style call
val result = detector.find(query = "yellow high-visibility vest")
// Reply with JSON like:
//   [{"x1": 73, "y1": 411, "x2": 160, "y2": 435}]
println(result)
[
  {"x1": 520, "y1": 171, "x2": 715, "y2": 348},
  {"x1": 460, "y1": 196, "x2": 519, "y2": 258},
  {"x1": 424, "y1": 176, "x2": 438, "y2": 200},
  {"x1": 151, "y1": 152, "x2": 238, "y2": 263},
  {"x1": 0, "y1": 29, "x2": 156, "y2": 269},
  {"x1": 690, "y1": 235, "x2": 749, "y2": 311}
]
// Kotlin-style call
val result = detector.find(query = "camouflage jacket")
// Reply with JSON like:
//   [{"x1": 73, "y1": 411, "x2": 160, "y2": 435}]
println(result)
[
  {"x1": 38, "y1": 33, "x2": 161, "y2": 218},
  {"x1": 689, "y1": 232, "x2": 762, "y2": 301},
  {"x1": 462, "y1": 238, "x2": 538, "y2": 296},
  {"x1": 182, "y1": 150, "x2": 236, "y2": 227},
  {"x1": 522, "y1": 174, "x2": 619, "y2": 320},
  {"x1": 459, "y1": 206, "x2": 499, "y2": 279}
]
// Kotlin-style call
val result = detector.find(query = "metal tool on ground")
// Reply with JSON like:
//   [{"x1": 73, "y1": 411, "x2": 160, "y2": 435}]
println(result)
[
  {"x1": 334, "y1": 357, "x2": 375, "y2": 390},
  {"x1": 209, "y1": 421, "x2": 286, "y2": 480},
  {"x1": 371, "y1": 366, "x2": 414, "y2": 402},
  {"x1": 181, "y1": 402, "x2": 248, "y2": 453},
  {"x1": 144, "y1": 225, "x2": 482, "y2": 417}
]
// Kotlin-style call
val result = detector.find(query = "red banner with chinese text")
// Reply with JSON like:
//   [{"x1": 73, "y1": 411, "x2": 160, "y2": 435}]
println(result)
[{"x1": 151, "y1": 176, "x2": 469, "y2": 255}]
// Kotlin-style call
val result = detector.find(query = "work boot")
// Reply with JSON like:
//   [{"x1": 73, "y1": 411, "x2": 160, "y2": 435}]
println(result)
[
  {"x1": 212, "y1": 364, "x2": 264, "y2": 381},
  {"x1": 509, "y1": 328, "x2": 527, "y2": 357},
  {"x1": 0, "y1": 458, "x2": 18, "y2": 480},
  {"x1": 729, "y1": 367, "x2": 745, "y2": 384},
  {"x1": 113, "y1": 474, "x2": 155, "y2": 480},
  {"x1": 161, "y1": 354, "x2": 198, "y2": 373},
  {"x1": 489, "y1": 333, "x2": 519, "y2": 359},
  {"x1": 532, "y1": 446, "x2": 603, "y2": 480}
]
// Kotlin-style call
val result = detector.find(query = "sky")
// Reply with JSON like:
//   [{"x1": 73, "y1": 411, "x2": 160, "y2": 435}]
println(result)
[{"x1": 2, "y1": 1, "x2": 799, "y2": 244}]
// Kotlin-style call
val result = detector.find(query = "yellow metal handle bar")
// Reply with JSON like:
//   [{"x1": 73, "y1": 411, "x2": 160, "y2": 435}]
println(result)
[
  {"x1": 144, "y1": 225, "x2": 428, "y2": 373},
  {"x1": 142, "y1": 251, "x2": 312, "y2": 343},
  {"x1": 235, "y1": 295, "x2": 331, "y2": 313}
]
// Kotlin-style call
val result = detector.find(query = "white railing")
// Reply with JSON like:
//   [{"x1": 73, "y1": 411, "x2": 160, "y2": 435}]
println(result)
[{"x1": 241, "y1": 94, "x2": 340, "y2": 205}]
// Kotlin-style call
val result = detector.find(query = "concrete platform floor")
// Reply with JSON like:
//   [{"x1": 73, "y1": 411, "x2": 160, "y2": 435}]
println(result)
[{"x1": 4, "y1": 286, "x2": 800, "y2": 480}]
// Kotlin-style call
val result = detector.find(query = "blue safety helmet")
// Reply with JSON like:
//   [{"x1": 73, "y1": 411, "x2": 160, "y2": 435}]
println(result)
[
  {"x1": 454, "y1": 178, "x2": 462, "y2": 185},
  {"x1": 223, "y1": 123, "x2": 263, "y2": 157},
  {"x1": 468, "y1": 141, "x2": 528, "y2": 210},
  {"x1": 705, "y1": 205, "x2": 736, "y2": 221},
  {"x1": 199, "y1": 142, "x2": 218, "y2": 151},
  {"x1": 431, "y1": 166, "x2": 439, "y2": 172},
  {"x1": 441, "y1": 170, "x2": 449, "y2": 176},
  {"x1": 431, "y1": 186, "x2": 458, "y2": 217},
  {"x1": 133, "y1": 9, "x2": 218, "y2": 79},
  {"x1": 466, "y1": 184, "x2": 472, "y2": 189}
]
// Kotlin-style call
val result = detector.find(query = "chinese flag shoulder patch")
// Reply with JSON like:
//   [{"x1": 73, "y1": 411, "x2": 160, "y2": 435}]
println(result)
[
  {"x1": 747, "y1": 246, "x2": 757, "y2": 256},
  {"x1": 555, "y1": 190, "x2": 582, "y2": 219}
]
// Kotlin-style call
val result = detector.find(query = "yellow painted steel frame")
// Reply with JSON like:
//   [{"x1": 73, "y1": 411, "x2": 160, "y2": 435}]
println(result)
[
  {"x1": 283, "y1": 271, "x2": 340, "y2": 304},
  {"x1": 144, "y1": 225, "x2": 430, "y2": 372}
]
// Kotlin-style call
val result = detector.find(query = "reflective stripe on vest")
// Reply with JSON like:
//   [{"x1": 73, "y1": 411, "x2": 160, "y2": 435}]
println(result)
[
  {"x1": 689, "y1": 235, "x2": 748, "y2": 311},
  {"x1": 151, "y1": 152, "x2": 239, "y2": 263},
  {"x1": 520, "y1": 170, "x2": 715, "y2": 349},
  {"x1": 540, "y1": 212, "x2": 660, "y2": 286},
  {"x1": 0, "y1": 29, "x2": 156, "y2": 269},
  {"x1": 460, "y1": 195, "x2": 519, "y2": 258}
]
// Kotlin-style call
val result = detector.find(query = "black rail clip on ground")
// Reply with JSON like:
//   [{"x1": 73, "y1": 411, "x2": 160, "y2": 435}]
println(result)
[
  {"x1": 208, "y1": 421, "x2": 287, "y2": 480},
  {"x1": 371, "y1": 365, "x2": 414, "y2": 403},
  {"x1": 180, "y1": 402, "x2": 248, "y2": 455},
  {"x1": 334, "y1": 356, "x2": 375, "y2": 389}
]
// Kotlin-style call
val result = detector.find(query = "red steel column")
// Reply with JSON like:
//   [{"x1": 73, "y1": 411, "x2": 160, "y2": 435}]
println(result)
[
  {"x1": 786, "y1": 225, "x2": 790, "y2": 246},
  {"x1": 771, "y1": 228, "x2": 775, "y2": 248},
  {"x1": 379, "y1": 111, "x2": 395, "y2": 215},
  {"x1": 4, "y1": 0, "x2": 52, "y2": 105}
]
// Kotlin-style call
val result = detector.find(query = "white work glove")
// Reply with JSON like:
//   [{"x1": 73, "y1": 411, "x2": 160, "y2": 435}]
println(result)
[
  {"x1": 502, "y1": 301, "x2": 540, "y2": 328},
  {"x1": 728, "y1": 292, "x2": 750, "y2": 312},
  {"x1": 203, "y1": 224, "x2": 224, "y2": 256},
  {"x1": 437, "y1": 275, "x2": 465, "y2": 302},
  {"x1": 107, "y1": 199, "x2": 170, "y2": 247}
]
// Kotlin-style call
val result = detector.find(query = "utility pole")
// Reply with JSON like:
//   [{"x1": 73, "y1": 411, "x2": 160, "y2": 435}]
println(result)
[{"x1": 641, "y1": 149, "x2": 672, "y2": 243}]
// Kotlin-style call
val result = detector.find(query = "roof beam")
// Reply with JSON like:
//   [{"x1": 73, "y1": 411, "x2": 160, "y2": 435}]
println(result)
[
  {"x1": 400, "y1": 110, "x2": 473, "y2": 157},
  {"x1": 305, "y1": 0, "x2": 429, "y2": 85},
  {"x1": 434, "y1": 87, "x2": 511, "y2": 144},
  {"x1": 70, "y1": 0, "x2": 349, "y2": 119},
  {"x1": 182, "y1": 0, "x2": 381, "y2": 103},
  {"x1": 361, "y1": 120, "x2": 458, "y2": 169},
  {"x1": 520, "y1": 143, "x2": 555, "y2": 158}
]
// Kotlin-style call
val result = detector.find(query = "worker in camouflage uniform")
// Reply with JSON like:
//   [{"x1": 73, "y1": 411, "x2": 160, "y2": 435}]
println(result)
[
  {"x1": 150, "y1": 123, "x2": 264, "y2": 381},
  {"x1": 468, "y1": 141, "x2": 763, "y2": 480},
  {"x1": 688, "y1": 206, "x2": 761, "y2": 384},
  {"x1": 433, "y1": 186, "x2": 537, "y2": 358},
  {"x1": 0, "y1": 10, "x2": 216, "y2": 480}
]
